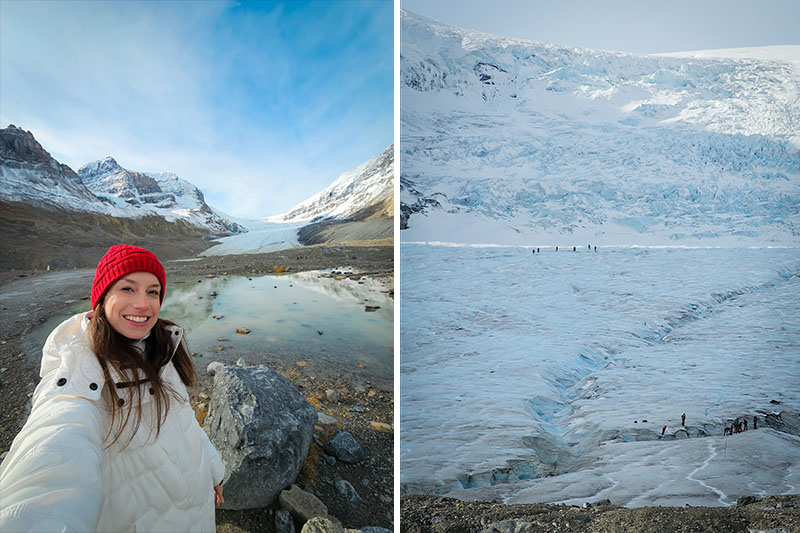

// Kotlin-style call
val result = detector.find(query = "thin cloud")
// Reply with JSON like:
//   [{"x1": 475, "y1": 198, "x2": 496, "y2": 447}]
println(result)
[{"x1": 0, "y1": 0, "x2": 392, "y2": 219}]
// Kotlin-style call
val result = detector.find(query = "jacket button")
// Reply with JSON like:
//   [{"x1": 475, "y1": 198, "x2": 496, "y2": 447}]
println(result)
[
  {"x1": 149, "y1": 388, "x2": 155, "y2": 395},
  {"x1": 118, "y1": 398, "x2": 125, "y2": 407},
  {"x1": 56, "y1": 377, "x2": 67, "y2": 386},
  {"x1": 89, "y1": 383, "x2": 98, "y2": 391}
]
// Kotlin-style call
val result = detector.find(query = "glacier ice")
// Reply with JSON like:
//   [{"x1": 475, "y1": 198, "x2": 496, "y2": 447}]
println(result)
[{"x1": 400, "y1": 244, "x2": 800, "y2": 506}]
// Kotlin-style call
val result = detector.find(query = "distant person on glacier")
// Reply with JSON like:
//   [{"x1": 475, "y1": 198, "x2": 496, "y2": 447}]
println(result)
[
  {"x1": 681, "y1": 413, "x2": 686, "y2": 426},
  {"x1": 0, "y1": 245, "x2": 225, "y2": 532},
  {"x1": 753, "y1": 416, "x2": 758, "y2": 430}
]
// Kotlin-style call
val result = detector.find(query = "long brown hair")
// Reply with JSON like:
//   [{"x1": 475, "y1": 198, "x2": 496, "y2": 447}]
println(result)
[{"x1": 88, "y1": 300, "x2": 197, "y2": 447}]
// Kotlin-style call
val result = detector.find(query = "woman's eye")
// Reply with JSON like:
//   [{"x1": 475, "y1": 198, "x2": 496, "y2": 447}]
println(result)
[
  {"x1": 122, "y1": 287, "x2": 134, "y2": 292},
  {"x1": 148, "y1": 291, "x2": 160, "y2": 297}
]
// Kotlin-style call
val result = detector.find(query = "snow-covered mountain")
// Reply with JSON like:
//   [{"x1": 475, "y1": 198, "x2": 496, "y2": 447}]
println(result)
[
  {"x1": 270, "y1": 145, "x2": 393, "y2": 223},
  {"x1": 400, "y1": 10, "x2": 800, "y2": 246},
  {"x1": 78, "y1": 157, "x2": 243, "y2": 235},
  {"x1": 0, "y1": 125, "x2": 243, "y2": 235},
  {"x1": 0, "y1": 125, "x2": 102, "y2": 211}
]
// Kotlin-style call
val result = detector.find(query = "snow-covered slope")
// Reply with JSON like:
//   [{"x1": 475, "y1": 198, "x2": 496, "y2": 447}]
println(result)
[
  {"x1": 270, "y1": 145, "x2": 393, "y2": 223},
  {"x1": 78, "y1": 157, "x2": 243, "y2": 235},
  {"x1": 659, "y1": 45, "x2": 800, "y2": 62},
  {"x1": 400, "y1": 10, "x2": 800, "y2": 246}
]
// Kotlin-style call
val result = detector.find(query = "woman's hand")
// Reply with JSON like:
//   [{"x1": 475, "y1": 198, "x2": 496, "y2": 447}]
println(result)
[{"x1": 214, "y1": 484, "x2": 224, "y2": 507}]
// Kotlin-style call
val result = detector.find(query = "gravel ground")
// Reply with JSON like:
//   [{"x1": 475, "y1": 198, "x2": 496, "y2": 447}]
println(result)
[
  {"x1": 400, "y1": 493, "x2": 800, "y2": 533},
  {"x1": 0, "y1": 244, "x2": 394, "y2": 532}
]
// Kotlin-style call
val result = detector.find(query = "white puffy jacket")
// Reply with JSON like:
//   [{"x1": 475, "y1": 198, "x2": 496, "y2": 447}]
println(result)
[{"x1": 0, "y1": 313, "x2": 224, "y2": 532}]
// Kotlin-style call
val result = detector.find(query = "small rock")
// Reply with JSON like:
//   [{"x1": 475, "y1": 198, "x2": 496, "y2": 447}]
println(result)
[
  {"x1": 323, "y1": 432, "x2": 364, "y2": 463},
  {"x1": 325, "y1": 455, "x2": 336, "y2": 466},
  {"x1": 350, "y1": 406, "x2": 365, "y2": 413},
  {"x1": 297, "y1": 361, "x2": 307, "y2": 367},
  {"x1": 208, "y1": 345, "x2": 225, "y2": 352},
  {"x1": 334, "y1": 478, "x2": 361, "y2": 502},
  {"x1": 279, "y1": 484, "x2": 328, "y2": 523},
  {"x1": 236, "y1": 327, "x2": 251, "y2": 335},
  {"x1": 0, "y1": 368, "x2": 7, "y2": 374},
  {"x1": 317, "y1": 330, "x2": 323, "y2": 335},
  {"x1": 364, "y1": 306, "x2": 380, "y2": 312},
  {"x1": 367, "y1": 390, "x2": 376, "y2": 398},
  {"x1": 275, "y1": 508, "x2": 295, "y2": 533},
  {"x1": 317, "y1": 412, "x2": 340, "y2": 426},
  {"x1": 737, "y1": 495, "x2": 761, "y2": 506},
  {"x1": 217, "y1": 337, "x2": 229, "y2": 342},
  {"x1": 595, "y1": 498, "x2": 612, "y2": 506},
  {"x1": 235, "y1": 358, "x2": 247, "y2": 367},
  {"x1": 357, "y1": 364, "x2": 365, "y2": 369},
  {"x1": 207, "y1": 362, "x2": 224, "y2": 376},
  {"x1": 361, "y1": 528, "x2": 391, "y2": 533},
  {"x1": 369, "y1": 422, "x2": 392, "y2": 432},
  {"x1": 326, "y1": 389, "x2": 341, "y2": 403},
  {"x1": 300, "y1": 516, "x2": 343, "y2": 533}
]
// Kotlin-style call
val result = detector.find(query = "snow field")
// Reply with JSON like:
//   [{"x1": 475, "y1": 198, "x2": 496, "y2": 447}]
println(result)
[{"x1": 400, "y1": 244, "x2": 800, "y2": 506}]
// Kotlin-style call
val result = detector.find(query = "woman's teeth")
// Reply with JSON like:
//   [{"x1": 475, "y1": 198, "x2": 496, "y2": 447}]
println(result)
[{"x1": 124, "y1": 315, "x2": 148, "y2": 323}]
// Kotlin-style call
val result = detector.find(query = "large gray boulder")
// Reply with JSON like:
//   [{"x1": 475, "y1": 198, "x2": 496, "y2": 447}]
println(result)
[{"x1": 204, "y1": 365, "x2": 317, "y2": 509}]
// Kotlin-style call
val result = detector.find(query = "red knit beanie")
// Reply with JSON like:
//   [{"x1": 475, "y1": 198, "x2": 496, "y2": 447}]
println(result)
[{"x1": 91, "y1": 245, "x2": 166, "y2": 308}]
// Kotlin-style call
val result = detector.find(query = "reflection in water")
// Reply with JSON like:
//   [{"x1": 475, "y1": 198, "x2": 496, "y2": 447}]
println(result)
[
  {"x1": 23, "y1": 272, "x2": 394, "y2": 387},
  {"x1": 162, "y1": 272, "x2": 394, "y2": 383}
]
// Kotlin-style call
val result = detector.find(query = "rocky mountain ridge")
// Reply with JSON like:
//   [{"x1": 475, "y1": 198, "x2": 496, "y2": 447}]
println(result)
[
  {"x1": 78, "y1": 156, "x2": 243, "y2": 235},
  {"x1": 0, "y1": 125, "x2": 104, "y2": 210},
  {"x1": 0, "y1": 125, "x2": 244, "y2": 236},
  {"x1": 272, "y1": 145, "x2": 394, "y2": 224}
]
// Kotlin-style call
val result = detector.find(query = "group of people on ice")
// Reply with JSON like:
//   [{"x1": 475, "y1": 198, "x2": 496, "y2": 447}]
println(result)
[
  {"x1": 656, "y1": 413, "x2": 761, "y2": 438},
  {"x1": 532, "y1": 244, "x2": 598, "y2": 253},
  {"x1": 724, "y1": 416, "x2": 758, "y2": 435}
]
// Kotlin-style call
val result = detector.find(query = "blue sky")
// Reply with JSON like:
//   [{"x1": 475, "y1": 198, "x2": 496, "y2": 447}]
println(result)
[
  {"x1": 401, "y1": 0, "x2": 800, "y2": 54},
  {"x1": 0, "y1": 0, "x2": 393, "y2": 219}
]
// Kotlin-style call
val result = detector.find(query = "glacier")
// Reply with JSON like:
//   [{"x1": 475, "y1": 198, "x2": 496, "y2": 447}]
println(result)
[
  {"x1": 399, "y1": 11, "x2": 800, "y2": 246},
  {"x1": 399, "y1": 10, "x2": 800, "y2": 508},
  {"x1": 400, "y1": 244, "x2": 800, "y2": 506}
]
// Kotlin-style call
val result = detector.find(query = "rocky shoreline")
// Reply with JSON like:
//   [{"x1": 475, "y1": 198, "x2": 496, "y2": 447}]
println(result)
[
  {"x1": 0, "y1": 244, "x2": 393, "y2": 533},
  {"x1": 400, "y1": 493, "x2": 800, "y2": 532}
]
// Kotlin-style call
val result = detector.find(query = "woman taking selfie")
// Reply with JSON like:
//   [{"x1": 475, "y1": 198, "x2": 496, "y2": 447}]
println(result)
[{"x1": 0, "y1": 245, "x2": 224, "y2": 532}]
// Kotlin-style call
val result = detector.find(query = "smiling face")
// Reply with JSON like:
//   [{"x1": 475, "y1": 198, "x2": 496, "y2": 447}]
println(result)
[{"x1": 102, "y1": 271, "x2": 162, "y2": 340}]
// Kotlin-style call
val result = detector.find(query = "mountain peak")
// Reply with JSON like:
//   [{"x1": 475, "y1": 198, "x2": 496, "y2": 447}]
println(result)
[
  {"x1": 271, "y1": 145, "x2": 394, "y2": 223},
  {"x1": 78, "y1": 156, "x2": 124, "y2": 178}
]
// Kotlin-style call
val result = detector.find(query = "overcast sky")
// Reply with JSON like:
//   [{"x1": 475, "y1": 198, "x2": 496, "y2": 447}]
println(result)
[
  {"x1": 400, "y1": 0, "x2": 800, "y2": 55},
  {"x1": 0, "y1": 0, "x2": 393, "y2": 219}
]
